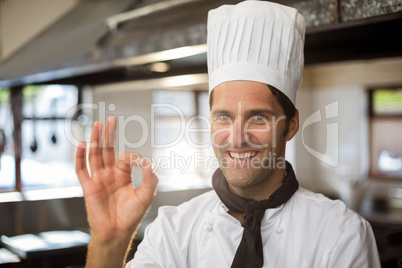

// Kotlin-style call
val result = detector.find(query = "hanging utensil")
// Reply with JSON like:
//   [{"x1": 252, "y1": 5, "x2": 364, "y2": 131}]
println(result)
[
  {"x1": 30, "y1": 93, "x2": 38, "y2": 153},
  {"x1": 50, "y1": 98, "x2": 57, "y2": 144},
  {"x1": 30, "y1": 125, "x2": 38, "y2": 152},
  {"x1": 51, "y1": 121, "x2": 57, "y2": 144}
]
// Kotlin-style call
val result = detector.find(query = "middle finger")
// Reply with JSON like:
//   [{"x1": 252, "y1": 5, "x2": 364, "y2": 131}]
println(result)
[
  {"x1": 102, "y1": 117, "x2": 116, "y2": 167},
  {"x1": 88, "y1": 121, "x2": 105, "y2": 173}
]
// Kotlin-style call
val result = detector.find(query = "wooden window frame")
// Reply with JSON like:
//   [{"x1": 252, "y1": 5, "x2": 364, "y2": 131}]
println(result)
[{"x1": 368, "y1": 86, "x2": 402, "y2": 181}]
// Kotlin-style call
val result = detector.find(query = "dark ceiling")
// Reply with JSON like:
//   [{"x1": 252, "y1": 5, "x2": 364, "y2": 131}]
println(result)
[{"x1": 0, "y1": 0, "x2": 401, "y2": 88}]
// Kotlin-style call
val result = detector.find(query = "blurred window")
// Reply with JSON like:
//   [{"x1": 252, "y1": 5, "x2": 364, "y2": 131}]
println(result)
[
  {"x1": 370, "y1": 88, "x2": 402, "y2": 179},
  {"x1": 152, "y1": 90, "x2": 215, "y2": 190},
  {"x1": 0, "y1": 85, "x2": 88, "y2": 192}
]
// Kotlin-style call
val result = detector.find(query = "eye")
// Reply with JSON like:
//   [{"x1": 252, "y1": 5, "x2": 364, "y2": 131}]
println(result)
[
  {"x1": 217, "y1": 115, "x2": 231, "y2": 121},
  {"x1": 210, "y1": 114, "x2": 232, "y2": 125},
  {"x1": 250, "y1": 114, "x2": 268, "y2": 122}
]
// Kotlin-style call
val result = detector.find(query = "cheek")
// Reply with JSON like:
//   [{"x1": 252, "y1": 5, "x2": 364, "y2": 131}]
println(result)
[
  {"x1": 247, "y1": 130, "x2": 272, "y2": 147},
  {"x1": 273, "y1": 119, "x2": 288, "y2": 136},
  {"x1": 210, "y1": 125, "x2": 230, "y2": 145}
]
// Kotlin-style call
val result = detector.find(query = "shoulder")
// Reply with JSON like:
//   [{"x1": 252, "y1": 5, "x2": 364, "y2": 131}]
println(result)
[
  {"x1": 291, "y1": 187, "x2": 356, "y2": 213},
  {"x1": 282, "y1": 188, "x2": 380, "y2": 266},
  {"x1": 151, "y1": 189, "x2": 220, "y2": 230},
  {"x1": 130, "y1": 190, "x2": 220, "y2": 266},
  {"x1": 159, "y1": 189, "x2": 219, "y2": 213},
  {"x1": 289, "y1": 187, "x2": 370, "y2": 231}
]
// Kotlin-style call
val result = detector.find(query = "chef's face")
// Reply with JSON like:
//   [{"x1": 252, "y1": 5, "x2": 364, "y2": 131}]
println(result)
[{"x1": 210, "y1": 80, "x2": 298, "y2": 189}]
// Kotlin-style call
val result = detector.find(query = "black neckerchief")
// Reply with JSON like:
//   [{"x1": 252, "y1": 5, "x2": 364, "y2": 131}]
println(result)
[{"x1": 212, "y1": 161, "x2": 299, "y2": 268}]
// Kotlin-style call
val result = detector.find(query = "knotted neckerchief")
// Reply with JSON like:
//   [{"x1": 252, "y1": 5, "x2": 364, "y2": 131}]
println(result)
[{"x1": 212, "y1": 161, "x2": 299, "y2": 268}]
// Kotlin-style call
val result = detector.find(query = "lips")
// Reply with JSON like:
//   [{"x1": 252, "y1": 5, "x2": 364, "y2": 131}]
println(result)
[{"x1": 229, "y1": 151, "x2": 257, "y2": 160}]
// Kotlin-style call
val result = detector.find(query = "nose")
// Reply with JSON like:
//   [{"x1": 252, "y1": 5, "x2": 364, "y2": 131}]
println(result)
[{"x1": 228, "y1": 117, "x2": 248, "y2": 147}]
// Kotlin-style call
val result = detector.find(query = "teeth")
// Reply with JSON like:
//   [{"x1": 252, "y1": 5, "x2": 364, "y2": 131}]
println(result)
[{"x1": 230, "y1": 152, "x2": 256, "y2": 159}]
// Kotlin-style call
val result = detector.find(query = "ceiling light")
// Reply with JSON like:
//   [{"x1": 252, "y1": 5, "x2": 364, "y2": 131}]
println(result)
[{"x1": 147, "y1": 62, "x2": 170, "y2": 73}]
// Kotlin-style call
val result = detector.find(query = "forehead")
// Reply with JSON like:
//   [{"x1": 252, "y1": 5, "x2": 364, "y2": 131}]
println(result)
[{"x1": 211, "y1": 80, "x2": 278, "y2": 110}]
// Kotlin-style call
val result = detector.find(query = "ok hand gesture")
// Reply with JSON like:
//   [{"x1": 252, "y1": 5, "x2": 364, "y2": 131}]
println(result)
[{"x1": 75, "y1": 117, "x2": 158, "y2": 267}]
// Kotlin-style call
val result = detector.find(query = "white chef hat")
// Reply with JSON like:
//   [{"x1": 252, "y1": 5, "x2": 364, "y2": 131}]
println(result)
[{"x1": 207, "y1": 1, "x2": 306, "y2": 105}]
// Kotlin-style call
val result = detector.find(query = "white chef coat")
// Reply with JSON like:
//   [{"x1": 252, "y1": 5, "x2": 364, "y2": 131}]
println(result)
[{"x1": 127, "y1": 187, "x2": 380, "y2": 268}]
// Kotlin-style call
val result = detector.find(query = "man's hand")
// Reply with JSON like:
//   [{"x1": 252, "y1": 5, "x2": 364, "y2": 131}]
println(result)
[{"x1": 76, "y1": 117, "x2": 158, "y2": 267}]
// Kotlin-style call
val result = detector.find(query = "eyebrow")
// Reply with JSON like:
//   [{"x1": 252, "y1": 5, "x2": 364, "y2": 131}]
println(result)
[
  {"x1": 210, "y1": 109, "x2": 233, "y2": 117},
  {"x1": 210, "y1": 108, "x2": 277, "y2": 117},
  {"x1": 245, "y1": 109, "x2": 277, "y2": 117}
]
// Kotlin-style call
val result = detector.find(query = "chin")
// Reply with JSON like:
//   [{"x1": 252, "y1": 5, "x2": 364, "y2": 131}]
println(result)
[{"x1": 222, "y1": 167, "x2": 267, "y2": 189}]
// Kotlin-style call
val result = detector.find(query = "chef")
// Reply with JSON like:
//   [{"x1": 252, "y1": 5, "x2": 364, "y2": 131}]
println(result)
[{"x1": 75, "y1": 1, "x2": 381, "y2": 267}]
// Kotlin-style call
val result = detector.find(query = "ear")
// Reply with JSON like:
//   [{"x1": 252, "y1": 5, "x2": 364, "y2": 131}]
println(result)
[{"x1": 285, "y1": 109, "x2": 299, "y2": 141}]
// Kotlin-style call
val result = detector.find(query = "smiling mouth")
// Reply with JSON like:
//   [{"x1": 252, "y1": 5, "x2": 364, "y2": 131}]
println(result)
[{"x1": 229, "y1": 151, "x2": 258, "y2": 160}]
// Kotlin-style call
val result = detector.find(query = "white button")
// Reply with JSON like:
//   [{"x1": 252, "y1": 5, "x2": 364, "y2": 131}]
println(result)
[
  {"x1": 276, "y1": 227, "x2": 283, "y2": 234},
  {"x1": 205, "y1": 225, "x2": 213, "y2": 232}
]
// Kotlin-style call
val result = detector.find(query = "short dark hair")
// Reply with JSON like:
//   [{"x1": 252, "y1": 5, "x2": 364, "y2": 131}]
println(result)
[
  {"x1": 209, "y1": 84, "x2": 296, "y2": 136},
  {"x1": 267, "y1": 85, "x2": 296, "y2": 135}
]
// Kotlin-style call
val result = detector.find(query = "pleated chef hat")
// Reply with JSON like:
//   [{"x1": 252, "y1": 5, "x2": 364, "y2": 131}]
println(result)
[{"x1": 207, "y1": 1, "x2": 306, "y2": 105}]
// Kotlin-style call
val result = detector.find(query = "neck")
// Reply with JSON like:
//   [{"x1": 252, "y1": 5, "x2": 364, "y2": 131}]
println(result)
[{"x1": 228, "y1": 167, "x2": 286, "y2": 201}]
